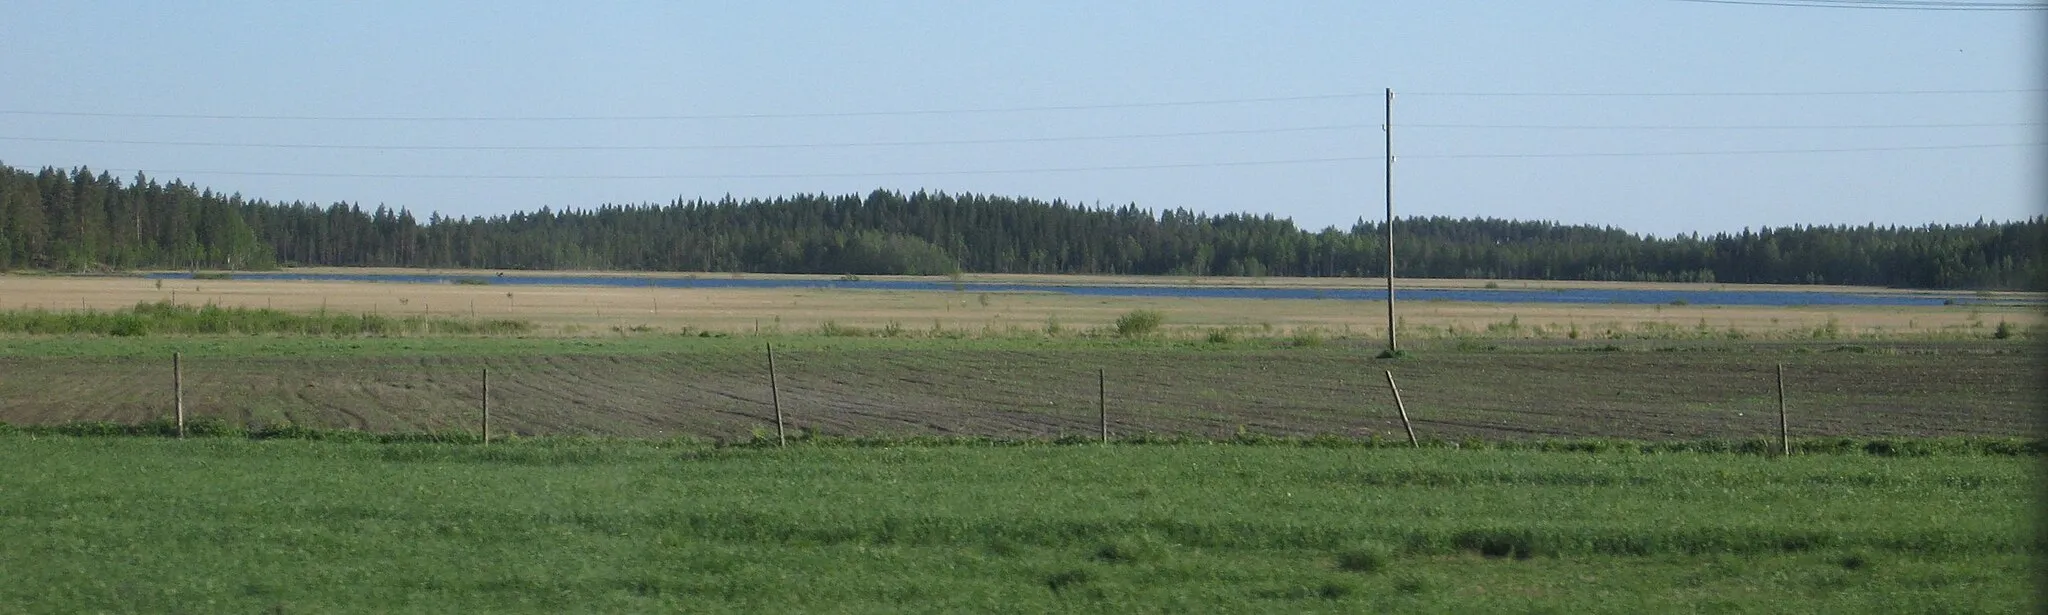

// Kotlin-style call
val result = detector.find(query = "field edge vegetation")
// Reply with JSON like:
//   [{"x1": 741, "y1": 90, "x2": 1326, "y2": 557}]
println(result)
[{"x1": 2, "y1": 424, "x2": 2039, "y2": 457}]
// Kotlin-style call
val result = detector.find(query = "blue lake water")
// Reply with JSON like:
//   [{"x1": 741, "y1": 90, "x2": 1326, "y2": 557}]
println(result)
[{"x1": 145, "y1": 272, "x2": 2034, "y2": 308}]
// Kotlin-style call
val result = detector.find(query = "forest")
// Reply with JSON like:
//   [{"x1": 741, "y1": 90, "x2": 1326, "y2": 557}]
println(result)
[{"x1": 0, "y1": 163, "x2": 2039, "y2": 290}]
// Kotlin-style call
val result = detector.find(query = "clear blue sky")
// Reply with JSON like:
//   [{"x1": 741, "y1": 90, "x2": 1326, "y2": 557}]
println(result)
[{"x1": 1, "y1": 1, "x2": 2040, "y2": 237}]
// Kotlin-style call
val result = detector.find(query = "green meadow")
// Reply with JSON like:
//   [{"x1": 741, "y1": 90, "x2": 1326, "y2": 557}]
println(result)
[{"x1": 0, "y1": 436, "x2": 2035, "y2": 613}]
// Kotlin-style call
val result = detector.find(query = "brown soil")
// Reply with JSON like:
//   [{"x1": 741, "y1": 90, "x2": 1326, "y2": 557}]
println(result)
[{"x1": 0, "y1": 342, "x2": 2034, "y2": 441}]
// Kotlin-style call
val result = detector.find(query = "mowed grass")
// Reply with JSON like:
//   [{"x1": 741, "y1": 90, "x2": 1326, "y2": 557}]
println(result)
[{"x1": 0, "y1": 437, "x2": 2033, "y2": 613}]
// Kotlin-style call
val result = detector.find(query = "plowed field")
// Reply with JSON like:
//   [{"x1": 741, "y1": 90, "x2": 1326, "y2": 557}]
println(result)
[{"x1": 1, "y1": 338, "x2": 2033, "y2": 441}]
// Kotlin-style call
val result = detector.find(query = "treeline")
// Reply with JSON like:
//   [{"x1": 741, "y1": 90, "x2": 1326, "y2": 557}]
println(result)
[{"x1": 0, "y1": 163, "x2": 2040, "y2": 289}]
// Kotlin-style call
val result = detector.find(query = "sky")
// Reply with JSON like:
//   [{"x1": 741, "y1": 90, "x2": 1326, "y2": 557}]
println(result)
[{"x1": 0, "y1": 1, "x2": 2040, "y2": 237}]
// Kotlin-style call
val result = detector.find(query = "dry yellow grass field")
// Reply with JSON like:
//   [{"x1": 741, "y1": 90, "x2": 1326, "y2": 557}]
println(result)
[{"x1": 0, "y1": 271, "x2": 2036, "y2": 340}]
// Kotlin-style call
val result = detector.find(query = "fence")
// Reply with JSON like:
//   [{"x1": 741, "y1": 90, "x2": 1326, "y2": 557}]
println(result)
[{"x1": 0, "y1": 341, "x2": 2036, "y2": 444}]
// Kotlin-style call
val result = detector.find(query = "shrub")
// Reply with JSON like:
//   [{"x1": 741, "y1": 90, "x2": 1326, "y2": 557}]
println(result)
[
  {"x1": 1113, "y1": 310, "x2": 1166, "y2": 338},
  {"x1": 1992, "y1": 321, "x2": 2014, "y2": 339},
  {"x1": 1206, "y1": 328, "x2": 1235, "y2": 344}
]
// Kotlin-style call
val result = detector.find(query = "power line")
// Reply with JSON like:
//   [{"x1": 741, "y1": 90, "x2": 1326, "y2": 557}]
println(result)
[
  {"x1": 1668, "y1": 0, "x2": 2048, "y2": 9},
  {"x1": 0, "y1": 121, "x2": 2023, "y2": 152},
  {"x1": 1406, "y1": 141, "x2": 2040, "y2": 159},
  {"x1": 1405, "y1": 88, "x2": 2045, "y2": 97},
  {"x1": 0, "y1": 93, "x2": 1373, "y2": 122},
  {"x1": 1, "y1": 88, "x2": 2039, "y2": 122},
  {"x1": 0, "y1": 124, "x2": 1375, "y2": 152},
  {"x1": 94, "y1": 156, "x2": 1383, "y2": 180},
  {"x1": 1409, "y1": 121, "x2": 2041, "y2": 130},
  {"x1": 76, "y1": 141, "x2": 2038, "y2": 180}
]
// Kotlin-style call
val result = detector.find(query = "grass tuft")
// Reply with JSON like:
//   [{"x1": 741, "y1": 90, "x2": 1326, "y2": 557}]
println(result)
[
  {"x1": 1093, "y1": 535, "x2": 1165, "y2": 564},
  {"x1": 1334, "y1": 543, "x2": 1393, "y2": 573},
  {"x1": 1042, "y1": 569, "x2": 1091, "y2": 593}
]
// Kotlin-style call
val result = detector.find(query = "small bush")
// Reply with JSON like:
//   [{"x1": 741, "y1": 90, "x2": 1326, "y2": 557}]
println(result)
[
  {"x1": 1113, "y1": 310, "x2": 1166, "y2": 338},
  {"x1": 1206, "y1": 328, "x2": 1235, "y2": 344},
  {"x1": 451, "y1": 277, "x2": 491, "y2": 286},
  {"x1": 1992, "y1": 321, "x2": 2014, "y2": 339}
]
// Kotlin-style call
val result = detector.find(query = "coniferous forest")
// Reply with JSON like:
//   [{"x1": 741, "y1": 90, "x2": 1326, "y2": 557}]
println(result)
[{"x1": 0, "y1": 163, "x2": 2039, "y2": 290}]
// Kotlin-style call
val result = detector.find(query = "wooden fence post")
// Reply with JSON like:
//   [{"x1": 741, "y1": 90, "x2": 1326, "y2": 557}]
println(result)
[
  {"x1": 1777, "y1": 363, "x2": 1788, "y2": 456},
  {"x1": 767, "y1": 343, "x2": 785, "y2": 447},
  {"x1": 1098, "y1": 368, "x2": 1108, "y2": 444},
  {"x1": 480, "y1": 366, "x2": 490, "y2": 446},
  {"x1": 174, "y1": 352, "x2": 185, "y2": 439},
  {"x1": 1385, "y1": 370, "x2": 1417, "y2": 447}
]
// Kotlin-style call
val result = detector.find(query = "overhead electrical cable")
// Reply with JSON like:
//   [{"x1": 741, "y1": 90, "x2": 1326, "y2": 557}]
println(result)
[
  {"x1": 1668, "y1": 0, "x2": 2048, "y2": 9},
  {"x1": 79, "y1": 142, "x2": 2039, "y2": 181},
  {"x1": 0, "y1": 93, "x2": 1371, "y2": 122},
  {"x1": 1403, "y1": 88, "x2": 2044, "y2": 97},
  {"x1": 1, "y1": 121, "x2": 2030, "y2": 152},
  {"x1": 0, "y1": 124, "x2": 1375, "y2": 151},
  {"x1": 1405, "y1": 142, "x2": 2039, "y2": 159},
  {"x1": 1417, "y1": 121, "x2": 2039, "y2": 129},
  {"x1": 0, "y1": 89, "x2": 2039, "y2": 121}
]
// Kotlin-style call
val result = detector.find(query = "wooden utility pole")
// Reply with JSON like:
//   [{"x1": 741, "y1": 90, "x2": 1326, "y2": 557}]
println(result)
[{"x1": 1384, "y1": 87, "x2": 1398, "y2": 353}]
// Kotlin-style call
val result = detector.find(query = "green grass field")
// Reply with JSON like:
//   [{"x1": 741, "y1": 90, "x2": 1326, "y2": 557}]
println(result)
[
  {"x1": 0, "y1": 436, "x2": 2035, "y2": 613},
  {"x1": 1, "y1": 279, "x2": 2039, "y2": 612}
]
